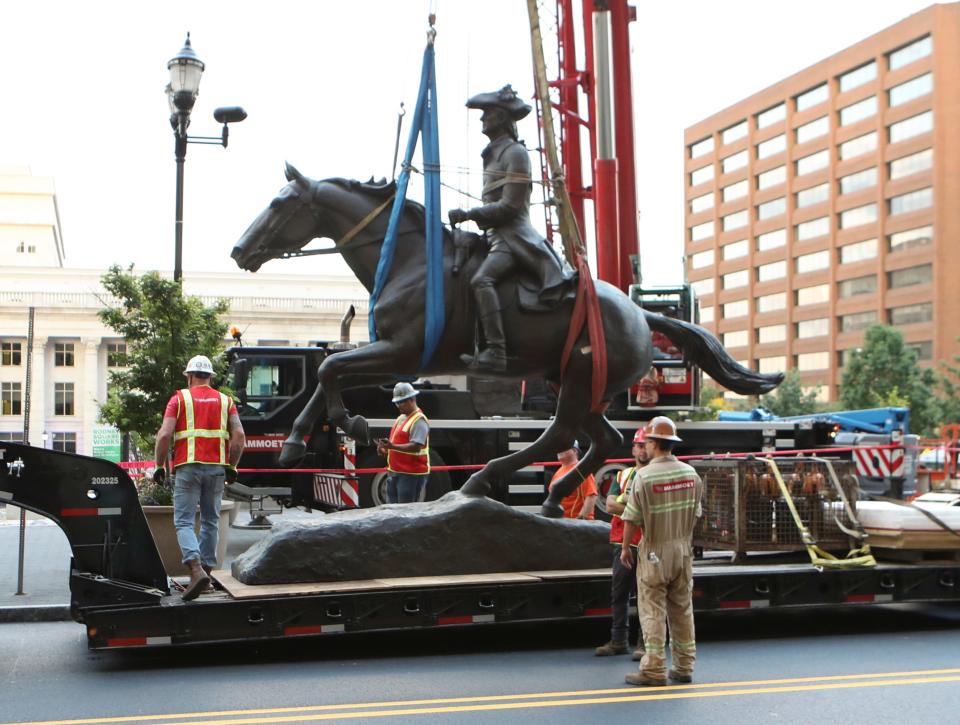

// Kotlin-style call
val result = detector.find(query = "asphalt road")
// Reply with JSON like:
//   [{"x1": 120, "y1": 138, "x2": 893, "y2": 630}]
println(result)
[{"x1": 1, "y1": 603, "x2": 959, "y2": 724}]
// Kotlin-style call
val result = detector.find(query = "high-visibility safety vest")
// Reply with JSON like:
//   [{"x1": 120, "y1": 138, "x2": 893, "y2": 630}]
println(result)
[
  {"x1": 172, "y1": 387, "x2": 231, "y2": 468},
  {"x1": 610, "y1": 467, "x2": 643, "y2": 546},
  {"x1": 387, "y1": 410, "x2": 430, "y2": 475}
]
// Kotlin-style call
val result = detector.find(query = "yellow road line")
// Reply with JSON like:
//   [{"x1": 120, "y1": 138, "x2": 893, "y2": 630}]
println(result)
[{"x1": 4, "y1": 668, "x2": 960, "y2": 725}]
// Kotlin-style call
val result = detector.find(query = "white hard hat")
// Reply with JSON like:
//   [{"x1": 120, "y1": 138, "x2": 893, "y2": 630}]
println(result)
[
  {"x1": 391, "y1": 382, "x2": 418, "y2": 403},
  {"x1": 184, "y1": 355, "x2": 215, "y2": 376}
]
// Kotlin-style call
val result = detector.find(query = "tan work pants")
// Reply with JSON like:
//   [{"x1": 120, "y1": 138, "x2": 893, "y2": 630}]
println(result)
[{"x1": 635, "y1": 539, "x2": 696, "y2": 680}]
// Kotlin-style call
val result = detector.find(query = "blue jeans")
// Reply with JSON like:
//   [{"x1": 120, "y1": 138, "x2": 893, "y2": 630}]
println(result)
[
  {"x1": 387, "y1": 473, "x2": 427, "y2": 503},
  {"x1": 173, "y1": 463, "x2": 224, "y2": 567}
]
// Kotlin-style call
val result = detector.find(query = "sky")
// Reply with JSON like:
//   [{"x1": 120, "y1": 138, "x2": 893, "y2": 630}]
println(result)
[{"x1": 0, "y1": 0, "x2": 938, "y2": 286}]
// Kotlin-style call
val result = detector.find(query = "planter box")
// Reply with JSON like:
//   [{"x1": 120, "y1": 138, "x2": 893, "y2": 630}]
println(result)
[{"x1": 142, "y1": 501, "x2": 235, "y2": 577}]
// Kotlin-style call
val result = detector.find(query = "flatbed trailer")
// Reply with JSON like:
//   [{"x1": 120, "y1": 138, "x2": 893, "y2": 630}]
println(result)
[{"x1": 2, "y1": 442, "x2": 958, "y2": 650}]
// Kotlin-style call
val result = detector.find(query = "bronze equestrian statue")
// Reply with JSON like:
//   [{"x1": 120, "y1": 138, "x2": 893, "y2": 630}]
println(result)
[
  {"x1": 231, "y1": 163, "x2": 783, "y2": 517},
  {"x1": 448, "y1": 85, "x2": 572, "y2": 373}
]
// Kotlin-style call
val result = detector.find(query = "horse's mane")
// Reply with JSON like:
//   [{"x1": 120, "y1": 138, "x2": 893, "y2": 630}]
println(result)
[{"x1": 328, "y1": 177, "x2": 428, "y2": 230}]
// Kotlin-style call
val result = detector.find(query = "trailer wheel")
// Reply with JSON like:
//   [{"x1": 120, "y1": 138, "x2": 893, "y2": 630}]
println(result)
[
  {"x1": 357, "y1": 450, "x2": 452, "y2": 507},
  {"x1": 593, "y1": 462, "x2": 628, "y2": 522}
]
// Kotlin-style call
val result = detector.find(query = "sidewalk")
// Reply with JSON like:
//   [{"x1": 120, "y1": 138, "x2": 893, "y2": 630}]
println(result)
[{"x1": 0, "y1": 502, "x2": 314, "y2": 623}]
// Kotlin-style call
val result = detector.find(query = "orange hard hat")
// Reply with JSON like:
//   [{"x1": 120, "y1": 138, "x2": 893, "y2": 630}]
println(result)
[
  {"x1": 632, "y1": 427, "x2": 646, "y2": 444},
  {"x1": 645, "y1": 415, "x2": 682, "y2": 442}
]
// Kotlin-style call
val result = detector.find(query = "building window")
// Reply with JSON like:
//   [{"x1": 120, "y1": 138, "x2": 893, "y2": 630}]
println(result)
[
  {"x1": 796, "y1": 351, "x2": 830, "y2": 371},
  {"x1": 691, "y1": 249, "x2": 715, "y2": 269},
  {"x1": 906, "y1": 340, "x2": 933, "y2": 361},
  {"x1": 757, "y1": 356, "x2": 786, "y2": 374},
  {"x1": 722, "y1": 239, "x2": 748, "y2": 261},
  {"x1": 796, "y1": 284, "x2": 830, "y2": 305},
  {"x1": 55, "y1": 382, "x2": 75, "y2": 416},
  {"x1": 838, "y1": 61, "x2": 877, "y2": 92},
  {"x1": 756, "y1": 134, "x2": 786, "y2": 160},
  {"x1": 796, "y1": 149, "x2": 829, "y2": 176},
  {"x1": 840, "y1": 310, "x2": 878, "y2": 332},
  {"x1": 888, "y1": 72, "x2": 932, "y2": 108},
  {"x1": 838, "y1": 274, "x2": 877, "y2": 298},
  {"x1": 722, "y1": 120, "x2": 748, "y2": 145},
  {"x1": 889, "y1": 187, "x2": 932, "y2": 216},
  {"x1": 722, "y1": 209, "x2": 748, "y2": 231},
  {"x1": 722, "y1": 179, "x2": 748, "y2": 202},
  {"x1": 690, "y1": 192, "x2": 714, "y2": 214},
  {"x1": 723, "y1": 330, "x2": 749, "y2": 347},
  {"x1": 756, "y1": 103, "x2": 786, "y2": 129},
  {"x1": 888, "y1": 263, "x2": 933, "y2": 290},
  {"x1": 723, "y1": 270, "x2": 749, "y2": 290},
  {"x1": 106, "y1": 343, "x2": 127, "y2": 368},
  {"x1": 0, "y1": 432, "x2": 24, "y2": 442},
  {"x1": 700, "y1": 306, "x2": 715, "y2": 324},
  {"x1": 757, "y1": 260, "x2": 786, "y2": 282},
  {"x1": 690, "y1": 165, "x2": 714, "y2": 186},
  {"x1": 839, "y1": 167, "x2": 877, "y2": 195},
  {"x1": 52, "y1": 432, "x2": 77, "y2": 453},
  {"x1": 796, "y1": 183, "x2": 829, "y2": 209},
  {"x1": 1, "y1": 382, "x2": 22, "y2": 416},
  {"x1": 839, "y1": 202, "x2": 877, "y2": 229},
  {"x1": 889, "y1": 110, "x2": 932, "y2": 143},
  {"x1": 888, "y1": 225, "x2": 932, "y2": 253},
  {"x1": 756, "y1": 165, "x2": 786, "y2": 191},
  {"x1": 691, "y1": 278, "x2": 714, "y2": 296},
  {"x1": 756, "y1": 292, "x2": 787, "y2": 313},
  {"x1": 795, "y1": 116, "x2": 829, "y2": 144},
  {"x1": 889, "y1": 302, "x2": 933, "y2": 326},
  {"x1": 796, "y1": 318, "x2": 830, "y2": 339},
  {"x1": 839, "y1": 238, "x2": 877, "y2": 264},
  {"x1": 888, "y1": 35, "x2": 932, "y2": 71},
  {"x1": 54, "y1": 343, "x2": 75, "y2": 367},
  {"x1": 796, "y1": 216, "x2": 829, "y2": 241},
  {"x1": 889, "y1": 148, "x2": 932, "y2": 181},
  {"x1": 757, "y1": 324, "x2": 786, "y2": 344},
  {"x1": 16, "y1": 242, "x2": 25, "y2": 253},
  {"x1": 722, "y1": 150, "x2": 748, "y2": 174},
  {"x1": 757, "y1": 197, "x2": 786, "y2": 220},
  {"x1": 721, "y1": 299, "x2": 748, "y2": 319},
  {"x1": 839, "y1": 131, "x2": 877, "y2": 160},
  {"x1": 1, "y1": 341, "x2": 22, "y2": 366},
  {"x1": 796, "y1": 251, "x2": 830, "y2": 274},
  {"x1": 689, "y1": 136, "x2": 714, "y2": 158},
  {"x1": 839, "y1": 96, "x2": 877, "y2": 127},
  {"x1": 796, "y1": 83, "x2": 829, "y2": 112},
  {"x1": 757, "y1": 228, "x2": 787, "y2": 251},
  {"x1": 690, "y1": 220, "x2": 714, "y2": 241}
]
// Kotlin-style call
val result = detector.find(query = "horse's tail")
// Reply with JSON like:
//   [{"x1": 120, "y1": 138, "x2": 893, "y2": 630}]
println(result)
[{"x1": 643, "y1": 310, "x2": 783, "y2": 394}]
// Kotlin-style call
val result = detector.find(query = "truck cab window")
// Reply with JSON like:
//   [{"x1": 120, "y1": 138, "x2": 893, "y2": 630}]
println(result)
[{"x1": 232, "y1": 355, "x2": 305, "y2": 418}]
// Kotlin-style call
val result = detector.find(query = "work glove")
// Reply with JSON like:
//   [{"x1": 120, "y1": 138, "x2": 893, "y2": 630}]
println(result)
[
  {"x1": 448, "y1": 208, "x2": 469, "y2": 225},
  {"x1": 152, "y1": 467, "x2": 166, "y2": 486},
  {"x1": 224, "y1": 465, "x2": 238, "y2": 484}
]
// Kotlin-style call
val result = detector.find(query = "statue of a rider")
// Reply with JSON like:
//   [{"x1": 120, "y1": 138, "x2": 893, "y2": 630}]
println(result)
[{"x1": 449, "y1": 85, "x2": 570, "y2": 373}]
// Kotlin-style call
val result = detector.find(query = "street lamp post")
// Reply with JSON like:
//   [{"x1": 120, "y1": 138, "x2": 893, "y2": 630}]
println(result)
[{"x1": 166, "y1": 34, "x2": 247, "y2": 283}]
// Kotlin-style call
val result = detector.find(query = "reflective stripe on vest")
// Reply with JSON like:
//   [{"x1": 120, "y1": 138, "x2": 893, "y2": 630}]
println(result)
[
  {"x1": 387, "y1": 410, "x2": 430, "y2": 475},
  {"x1": 172, "y1": 388, "x2": 230, "y2": 466},
  {"x1": 610, "y1": 467, "x2": 642, "y2": 546}
]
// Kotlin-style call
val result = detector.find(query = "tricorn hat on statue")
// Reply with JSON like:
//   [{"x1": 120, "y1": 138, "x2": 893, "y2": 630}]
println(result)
[{"x1": 466, "y1": 85, "x2": 532, "y2": 120}]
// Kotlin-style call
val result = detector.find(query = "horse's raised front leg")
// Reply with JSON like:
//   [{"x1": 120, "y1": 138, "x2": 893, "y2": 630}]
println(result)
[
  {"x1": 545, "y1": 411, "x2": 623, "y2": 517},
  {"x1": 280, "y1": 384, "x2": 325, "y2": 467}
]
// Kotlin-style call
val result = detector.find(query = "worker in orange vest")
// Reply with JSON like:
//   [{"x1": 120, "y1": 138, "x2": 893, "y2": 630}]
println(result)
[
  {"x1": 377, "y1": 382, "x2": 431, "y2": 503},
  {"x1": 549, "y1": 443, "x2": 598, "y2": 520},
  {"x1": 154, "y1": 355, "x2": 245, "y2": 600}
]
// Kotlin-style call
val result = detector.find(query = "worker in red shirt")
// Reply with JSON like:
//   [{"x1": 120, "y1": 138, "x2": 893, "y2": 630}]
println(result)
[
  {"x1": 154, "y1": 355, "x2": 245, "y2": 600},
  {"x1": 595, "y1": 426, "x2": 649, "y2": 659},
  {"x1": 549, "y1": 443, "x2": 598, "y2": 520}
]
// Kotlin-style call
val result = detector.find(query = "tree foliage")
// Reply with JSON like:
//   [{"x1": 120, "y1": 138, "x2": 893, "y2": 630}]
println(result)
[
  {"x1": 937, "y1": 345, "x2": 960, "y2": 426},
  {"x1": 839, "y1": 324, "x2": 937, "y2": 435},
  {"x1": 688, "y1": 384, "x2": 726, "y2": 421},
  {"x1": 97, "y1": 265, "x2": 230, "y2": 441},
  {"x1": 760, "y1": 368, "x2": 819, "y2": 417}
]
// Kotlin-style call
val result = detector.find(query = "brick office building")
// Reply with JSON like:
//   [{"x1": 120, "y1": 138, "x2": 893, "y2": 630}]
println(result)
[{"x1": 683, "y1": 4, "x2": 959, "y2": 401}]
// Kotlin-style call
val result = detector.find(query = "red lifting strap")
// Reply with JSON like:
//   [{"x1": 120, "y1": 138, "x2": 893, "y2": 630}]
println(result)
[{"x1": 560, "y1": 254, "x2": 608, "y2": 413}]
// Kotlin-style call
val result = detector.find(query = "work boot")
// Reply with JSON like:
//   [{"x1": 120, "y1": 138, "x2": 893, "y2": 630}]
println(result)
[
  {"x1": 632, "y1": 646, "x2": 646, "y2": 662},
  {"x1": 595, "y1": 640, "x2": 629, "y2": 656},
  {"x1": 624, "y1": 672, "x2": 667, "y2": 687},
  {"x1": 201, "y1": 564, "x2": 220, "y2": 592},
  {"x1": 460, "y1": 286, "x2": 507, "y2": 372},
  {"x1": 668, "y1": 669, "x2": 693, "y2": 684},
  {"x1": 182, "y1": 559, "x2": 210, "y2": 601}
]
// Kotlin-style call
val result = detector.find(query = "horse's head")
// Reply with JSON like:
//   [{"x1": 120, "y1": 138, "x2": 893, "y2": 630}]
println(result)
[{"x1": 232, "y1": 162, "x2": 323, "y2": 272}]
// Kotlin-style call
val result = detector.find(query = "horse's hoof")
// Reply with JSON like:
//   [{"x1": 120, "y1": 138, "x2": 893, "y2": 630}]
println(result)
[
  {"x1": 279, "y1": 440, "x2": 307, "y2": 468},
  {"x1": 343, "y1": 415, "x2": 370, "y2": 445},
  {"x1": 540, "y1": 500, "x2": 564, "y2": 519},
  {"x1": 460, "y1": 472, "x2": 490, "y2": 497}
]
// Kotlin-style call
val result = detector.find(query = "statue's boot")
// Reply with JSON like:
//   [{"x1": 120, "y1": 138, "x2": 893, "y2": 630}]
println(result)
[{"x1": 460, "y1": 287, "x2": 507, "y2": 372}]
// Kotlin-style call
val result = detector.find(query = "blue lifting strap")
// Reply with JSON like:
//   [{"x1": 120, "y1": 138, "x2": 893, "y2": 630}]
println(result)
[{"x1": 369, "y1": 40, "x2": 445, "y2": 369}]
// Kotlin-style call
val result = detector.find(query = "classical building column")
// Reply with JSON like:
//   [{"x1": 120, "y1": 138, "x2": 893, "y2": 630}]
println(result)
[
  {"x1": 26, "y1": 336, "x2": 47, "y2": 447},
  {"x1": 81, "y1": 339, "x2": 100, "y2": 456}
]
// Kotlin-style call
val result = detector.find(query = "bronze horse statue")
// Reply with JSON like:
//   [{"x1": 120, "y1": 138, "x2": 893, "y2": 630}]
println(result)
[{"x1": 232, "y1": 164, "x2": 783, "y2": 517}]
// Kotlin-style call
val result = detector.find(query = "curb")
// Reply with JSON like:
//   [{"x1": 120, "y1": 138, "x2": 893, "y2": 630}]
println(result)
[{"x1": 0, "y1": 604, "x2": 72, "y2": 623}]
